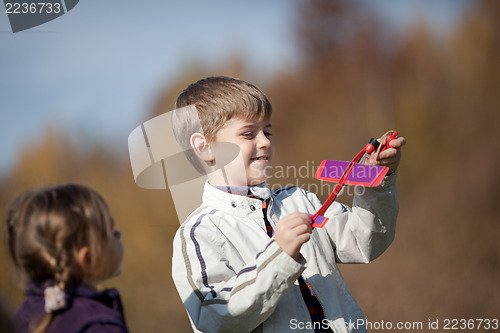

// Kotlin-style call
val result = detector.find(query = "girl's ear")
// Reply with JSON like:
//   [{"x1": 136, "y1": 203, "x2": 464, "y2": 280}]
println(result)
[{"x1": 76, "y1": 246, "x2": 93, "y2": 276}]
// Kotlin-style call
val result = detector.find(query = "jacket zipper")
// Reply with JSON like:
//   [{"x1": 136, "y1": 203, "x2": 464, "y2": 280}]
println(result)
[
  {"x1": 268, "y1": 197, "x2": 336, "y2": 333},
  {"x1": 266, "y1": 198, "x2": 276, "y2": 230},
  {"x1": 304, "y1": 277, "x2": 336, "y2": 333}
]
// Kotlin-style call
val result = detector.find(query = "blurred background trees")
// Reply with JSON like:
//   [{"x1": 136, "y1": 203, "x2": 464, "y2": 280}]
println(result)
[{"x1": 1, "y1": 0, "x2": 498, "y2": 331}]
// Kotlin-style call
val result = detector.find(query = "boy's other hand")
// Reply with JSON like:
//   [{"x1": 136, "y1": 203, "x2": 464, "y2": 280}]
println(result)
[
  {"x1": 273, "y1": 213, "x2": 312, "y2": 260},
  {"x1": 368, "y1": 134, "x2": 406, "y2": 174}
]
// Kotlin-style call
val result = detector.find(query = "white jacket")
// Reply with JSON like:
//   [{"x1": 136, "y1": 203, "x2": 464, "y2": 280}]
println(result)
[{"x1": 172, "y1": 173, "x2": 398, "y2": 333}]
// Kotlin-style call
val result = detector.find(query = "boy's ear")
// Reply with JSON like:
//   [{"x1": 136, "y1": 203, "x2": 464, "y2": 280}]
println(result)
[
  {"x1": 76, "y1": 246, "x2": 93, "y2": 276},
  {"x1": 190, "y1": 133, "x2": 213, "y2": 162}
]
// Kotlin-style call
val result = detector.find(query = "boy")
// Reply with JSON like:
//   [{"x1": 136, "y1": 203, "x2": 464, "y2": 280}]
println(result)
[{"x1": 171, "y1": 76, "x2": 405, "y2": 333}]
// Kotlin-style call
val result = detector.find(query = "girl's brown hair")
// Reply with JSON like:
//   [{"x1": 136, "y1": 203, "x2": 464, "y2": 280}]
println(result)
[{"x1": 6, "y1": 184, "x2": 115, "y2": 333}]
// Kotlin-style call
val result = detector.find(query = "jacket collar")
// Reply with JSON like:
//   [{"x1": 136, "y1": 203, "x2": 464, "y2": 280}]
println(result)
[{"x1": 202, "y1": 181, "x2": 271, "y2": 217}]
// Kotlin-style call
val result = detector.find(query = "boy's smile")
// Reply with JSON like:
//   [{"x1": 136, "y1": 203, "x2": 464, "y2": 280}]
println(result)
[{"x1": 213, "y1": 117, "x2": 274, "y2": 186}]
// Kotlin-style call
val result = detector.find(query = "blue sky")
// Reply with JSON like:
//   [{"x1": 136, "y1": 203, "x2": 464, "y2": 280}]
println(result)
[{"x1": 0, "y1": 0, "x2": 471, "y2": 176}]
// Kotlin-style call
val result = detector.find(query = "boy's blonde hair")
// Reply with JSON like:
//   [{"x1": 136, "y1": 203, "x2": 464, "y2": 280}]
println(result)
[
  {"x1": 172, "y1": 76, "x2": 272, "y2": 173},
  {"x1": 6, "y1": 184, "x2": 116, "y2": 332}
]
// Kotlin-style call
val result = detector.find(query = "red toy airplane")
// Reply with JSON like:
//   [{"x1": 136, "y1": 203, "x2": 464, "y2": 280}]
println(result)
[{"x1": 310, "y1": 131, "x2": 398, "y2": 228}]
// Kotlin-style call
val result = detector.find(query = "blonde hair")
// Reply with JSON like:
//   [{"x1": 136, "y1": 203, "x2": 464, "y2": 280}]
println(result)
[
  {"x1": 6, "y1": 184, "x2": 115, "y2": 333},
  {"x1": 173, "y1": 76, "x2": 272, "y2": 172}
]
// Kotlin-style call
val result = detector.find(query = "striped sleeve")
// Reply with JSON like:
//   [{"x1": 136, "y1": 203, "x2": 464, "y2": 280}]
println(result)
[{"x1": 172, "y1": 212, "x2": 305, "y2": 333}]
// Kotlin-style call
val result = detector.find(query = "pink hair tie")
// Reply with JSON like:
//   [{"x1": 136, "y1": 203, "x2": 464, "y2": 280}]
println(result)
[{"x1": 44, "y1": 285, "x2": 66, "y2": 313}]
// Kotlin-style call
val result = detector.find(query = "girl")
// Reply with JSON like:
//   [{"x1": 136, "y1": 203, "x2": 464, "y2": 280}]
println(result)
[{"x1": 6, "y1": 184, "x2": 128, "y2": 333}]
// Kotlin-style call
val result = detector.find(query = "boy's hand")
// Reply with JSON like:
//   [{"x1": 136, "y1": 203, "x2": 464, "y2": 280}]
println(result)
[
  {"x1": 368, "y1": 133, "x2": 406, "y2": 174},
  {"x1": 273, "y1": 213, "x2": 312, "y2": 260}
]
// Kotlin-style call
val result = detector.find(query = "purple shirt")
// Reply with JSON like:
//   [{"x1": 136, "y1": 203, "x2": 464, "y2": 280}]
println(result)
[{"x1": 15, "y1": 282, "x2": 128, "y2": 333}]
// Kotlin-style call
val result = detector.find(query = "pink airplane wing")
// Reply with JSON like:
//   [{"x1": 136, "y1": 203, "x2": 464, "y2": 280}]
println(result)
[{"x1": 315, "y1": 160, "x2": 388, "y2": 187}]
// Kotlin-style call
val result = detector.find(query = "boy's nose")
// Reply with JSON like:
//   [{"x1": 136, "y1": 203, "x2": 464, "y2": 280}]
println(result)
[{"x1": 257, "y1": 132, "x2": 271, "y2": 148}]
